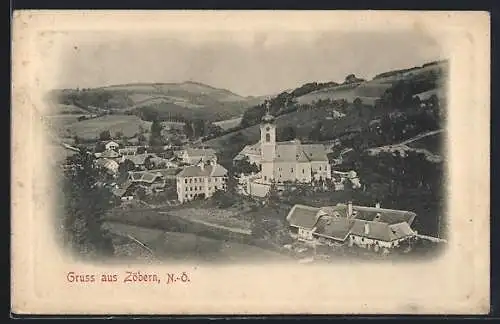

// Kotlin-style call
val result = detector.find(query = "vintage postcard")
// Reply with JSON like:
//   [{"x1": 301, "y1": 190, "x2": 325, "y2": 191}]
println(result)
[{"x1": 11, "y1": 11, "x2": 490, "y2": 315}]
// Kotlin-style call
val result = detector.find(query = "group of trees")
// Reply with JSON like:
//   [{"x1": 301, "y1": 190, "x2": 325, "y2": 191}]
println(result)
[
  {"x1": 60, "y1": 151, "x2": 116, "y2": 259},
  {"x1": 338, "y1": 149, "x2": 445, "y2": 236}
]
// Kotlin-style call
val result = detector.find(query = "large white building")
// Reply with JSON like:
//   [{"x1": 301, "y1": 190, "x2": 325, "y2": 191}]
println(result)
[
  {"x1": 235, "y1": 112, "x2": 331, "y2": 184},
  {"x1": 176, "y1": 159, "x2": 228, "y2": 203}
]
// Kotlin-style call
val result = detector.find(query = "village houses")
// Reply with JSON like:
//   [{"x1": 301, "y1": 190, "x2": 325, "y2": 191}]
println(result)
[
  {"x1": 286, "y1": 201, "x2": 417, "y2": 253},
  {"x1": 176, "y1": 158, "x2": 228, "y2": 203},
  {"x1": 234, "y1": 108, "x2": 331, "y2": 185},
  {"x1": 178, "y1": 148, "x2": 218, "y2": 165}
]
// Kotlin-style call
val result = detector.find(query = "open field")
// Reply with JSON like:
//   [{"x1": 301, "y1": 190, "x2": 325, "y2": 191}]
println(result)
[
  {"x1": 103, "y1": 221, "x2": 290, "y2": 263},
  {"x1": 42, "y1": 115, "x2": 89, "y2": 137},
  {"x1": 167, "y1": 207, "x2": 253, "y2": 232},
  {"x1": 213, "y1": 117, "x2": 242, "y2": 130},
  {"x1": 68, "y1": 115, "x2": 152, "y2": 140}
]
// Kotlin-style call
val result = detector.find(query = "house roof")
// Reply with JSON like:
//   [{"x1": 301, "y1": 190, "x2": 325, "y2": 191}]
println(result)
[
  {"x1": 286, "y1": 202, "x2": 418, "y2": 241},
  {"x1": 177, "y1": 163, "x2": 228, "y2": 178},
  {"x1": 154, "y1": 168, "x2": 181, "y2": 178},
  {"x1": 336, "y1": 203, "x2": 417, "y2": 226},
  {"x1": 96, "y1": 158, "x2": 119, "y2": 173},
  {"x1": 184, "y1": 148, "x2": 217, "y2": 158},
  {"x1": 349, "y1": 220, "x2": 415, "y2": 242},
  {"x1": 99, "y1": 149, "x2": 121, "y2": 158},
  {"x1": 286, "y1": 204, "x2": 322, "y2": 229},
  {"x1": 112, "y1": 181, "x2": 134, "y2": 197},
  {"x1": 125, "y1": 154, "x2": 156, "y2": 166},
  {"x1": 315, "y1": 217, "x2": 355, "y2": 241}
]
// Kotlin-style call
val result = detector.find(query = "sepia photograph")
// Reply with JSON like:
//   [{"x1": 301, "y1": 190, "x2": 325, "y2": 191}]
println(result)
[{"x1": 11, "y1": 11, "x2": 490, "y2": 315}]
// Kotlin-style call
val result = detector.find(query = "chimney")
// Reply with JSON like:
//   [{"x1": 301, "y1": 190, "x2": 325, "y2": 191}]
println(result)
[
  {"x1": 364, "y1": 223, "x2": 370, "y2": 235},
  {"x1": 375, "y1": 202, "x2": 381, "y2": 209},
  {"x1": 347, "y1": 201, "x2": 353, "y2": 218}
]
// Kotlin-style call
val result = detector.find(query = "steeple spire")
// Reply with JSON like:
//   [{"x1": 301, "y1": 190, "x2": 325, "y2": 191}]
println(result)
[{"x1": 262, "y1": 100, "x2": 275, "y2": 124}]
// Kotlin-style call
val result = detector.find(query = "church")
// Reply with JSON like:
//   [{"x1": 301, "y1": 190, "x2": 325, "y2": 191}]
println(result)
[{"x1": 235, "y1": 109, "x2": 332, "y2": 185}]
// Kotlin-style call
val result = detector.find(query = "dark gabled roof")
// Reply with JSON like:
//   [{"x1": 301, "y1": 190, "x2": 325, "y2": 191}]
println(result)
[
  {"x1": 112, "y1": 181, "x2": 134, "y2": 197},
  {"x1": 99, "y1": 149, "x2": 121, "y2": 158},
  {"x1": 349, "y1": 220, "x2": 415, "y2": 242},
  {"x1": 336, "y1": 203, "x2": 417, "y2": 226},
  {"x1": 314, "y1": 217, "x2": 355, "y2": 241},
  {"x1": 286, "y1": 204, "x2": 321, "y2": 229}
]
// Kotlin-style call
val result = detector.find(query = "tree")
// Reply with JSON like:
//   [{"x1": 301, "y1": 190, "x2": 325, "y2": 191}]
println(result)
[
  {"x1": 279, "y1": 126, "x2": 297, "y2": 141},
  {"x1": 99, "y1": 130, "x2": 111, "y2": 141},
  {"x1": 144, "y1": 156, "x2": 154, "y2": 170},
  {"x1": 149, "y1": 120, "x2": 164, "y2": 147},
  {"x1": 138, "y1": 134, "x2": 147, "y2": 144},
  {"x1": 134, "y1": 187, "x2": 147, "y2": 201},
  {"x1": 118, "y1": 159, "x2": 136, "y2": 179},
  {"x1": 61, "y1": 150, "x2": 115, "y2": 259},
  {"x1": 94, "y1": 142, "x2": 106, "y2": 153},
  {"x1": 115, "y1": 131, "x2": 124, "y2": 139},
  {"x1": 233, "y1": 156, "x2": 260, "y2": 175}
]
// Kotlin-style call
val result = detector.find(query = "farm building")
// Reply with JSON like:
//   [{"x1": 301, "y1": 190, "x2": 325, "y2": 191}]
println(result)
[{"x1": 286, "y1": 201, "x2": 417, "y2": 252}]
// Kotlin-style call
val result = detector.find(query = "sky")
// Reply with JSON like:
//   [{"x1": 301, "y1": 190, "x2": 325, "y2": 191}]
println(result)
[{"x1": 54, "y1": 30, "x2": 445, "y2": 97}]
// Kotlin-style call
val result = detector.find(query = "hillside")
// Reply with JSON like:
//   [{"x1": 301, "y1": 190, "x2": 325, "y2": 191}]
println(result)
[
  {"x1": 58, "y1": 115, "x2": 152, "y2": 141},
  {"x1": 297, "y1": 61, "x2": 448, "y2": 106},
  {"x1": 47, "y1": 81, "x2": 265, "y2": 122}
]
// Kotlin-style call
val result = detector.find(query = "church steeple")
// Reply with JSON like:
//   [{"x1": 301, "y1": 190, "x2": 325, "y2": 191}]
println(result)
[
  {"x1": 261, "y1": 101, "x2": 275, "y2": 124},
  {"x1": 260, "y1": 100, "x2": 276, "y2": 162}
]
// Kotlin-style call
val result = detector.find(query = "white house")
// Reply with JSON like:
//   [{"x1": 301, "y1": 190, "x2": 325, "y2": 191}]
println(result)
[
  {"x1": 104, "y1": 140, "x2": 120, "y2": 151},
  {"x1": 235, "y1": 110, "x2": 331, "y2": 184},
  {"x1": 176, "y1": 159, "x2": 228, "y2": 203}
]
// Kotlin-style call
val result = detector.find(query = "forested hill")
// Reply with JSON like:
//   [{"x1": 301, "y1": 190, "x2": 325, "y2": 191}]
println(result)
[{"x1": 47, "y1": 81, "x2": 265, "y2": 122}]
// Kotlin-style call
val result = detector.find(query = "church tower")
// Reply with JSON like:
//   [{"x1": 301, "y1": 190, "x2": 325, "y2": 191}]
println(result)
[{"x1": 260, "y1": 101, "x2": 276, "y2": 162}]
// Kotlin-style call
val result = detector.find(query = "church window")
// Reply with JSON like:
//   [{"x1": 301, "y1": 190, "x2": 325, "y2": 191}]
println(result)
[
  {"x1": 319, "y1": 166, "x2": 322, "y2": 171},
  {"x1": 264, "y1": 176, "x2": 267, "y2": 181},
  {"x1": 184, "y1": 179, "x2": 187, "y2": 184},
  {"x1": 266, "y1": 127, "x2": 270, "y2": 131},
  {"x1": 291, "y1": 168, "x2": 293, "y2": 172},
  {"x1": 302, "y1": 169, "x2": 305, "y2": 174},
  {"x1": 266, "y1": 133, "x2": 270, "y2": 142}
]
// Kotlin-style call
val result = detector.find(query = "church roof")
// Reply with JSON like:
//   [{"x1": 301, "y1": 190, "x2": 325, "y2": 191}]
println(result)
[{"x1": 274, "y1": 140, "x2": 328, "y2": 162}]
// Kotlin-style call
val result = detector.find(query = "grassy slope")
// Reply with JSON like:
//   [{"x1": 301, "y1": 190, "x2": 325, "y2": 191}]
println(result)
[{"x1": 67, "y1": 115, "x2": 152, "y2": 140}]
